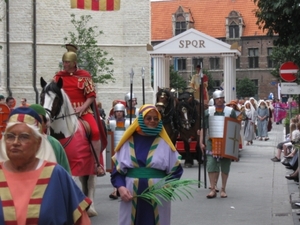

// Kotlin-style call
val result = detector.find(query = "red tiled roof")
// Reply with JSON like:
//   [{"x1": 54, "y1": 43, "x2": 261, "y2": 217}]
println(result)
[{"x1": 151, "y1": 0, "x2": 266, "y2": 41}]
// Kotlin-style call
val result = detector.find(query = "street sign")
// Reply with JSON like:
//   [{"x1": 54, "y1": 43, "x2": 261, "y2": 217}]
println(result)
[
  {"x1": 281, "y1": 82, "x2": 300, "y2": 94},
  {"x1": 280, "y1": 61, "x2": 299, "y2": 82}
]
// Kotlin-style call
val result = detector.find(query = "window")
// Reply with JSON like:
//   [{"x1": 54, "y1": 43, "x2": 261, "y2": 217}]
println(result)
[
  {"x1": 248, "y1": 48, "x2": 259, "y2": 68},
  {"x1": 174, "y1": 58, "x2": 186, "y2": 71},
  {"x1": 172, "y1": 6, "x2": 192, "y2": 36},
  {"x1": 209, "y1": 57, "x2": 220, "y2": 70},
  {"x1": 229, "y1": 23, "x2": 239, "y2": 38},
  {"x1": 175, "y1": 20, "x2": 186, "y2": 35},
  {"x1": 226, "y1": 11, "x2": 244, "y2": 39},
  {"x1": 267, "y1": 48, "x2": 275, "y2": 68},
  {"x1": 236, "y1": 56, "x2": 240, "y2": 69},
  {"x1": 192, "y1": 57, "x2": 203, "y2": 70}
]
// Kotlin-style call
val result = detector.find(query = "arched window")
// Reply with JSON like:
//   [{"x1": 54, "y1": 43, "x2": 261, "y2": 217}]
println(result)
[
  {"x1": 226, "y1": 11, "x2": 244, "y2": 39},
  {"x1": 172, "y1": 6, "x2": 194, "y2": 36}
]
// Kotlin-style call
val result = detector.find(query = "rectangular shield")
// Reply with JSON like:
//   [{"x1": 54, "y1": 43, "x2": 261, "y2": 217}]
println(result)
[{"x1": 223, "y1": 117, "x2": 240, "y2": 160}]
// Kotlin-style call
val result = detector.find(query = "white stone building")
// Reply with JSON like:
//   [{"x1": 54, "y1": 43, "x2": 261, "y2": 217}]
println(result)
[{"x1": 0, "y1": 0, "x2": 152, "y2": 112}]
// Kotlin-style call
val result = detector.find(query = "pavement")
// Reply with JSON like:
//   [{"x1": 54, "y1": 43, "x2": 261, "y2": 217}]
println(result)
[{"x1": 88, "y1": 122, "x2": 300, "y2": 225}]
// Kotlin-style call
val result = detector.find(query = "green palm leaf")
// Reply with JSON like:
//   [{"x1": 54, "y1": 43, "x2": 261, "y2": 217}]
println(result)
[{"x1": 133, "y1": 174, "x2": 200, "y2": 206}]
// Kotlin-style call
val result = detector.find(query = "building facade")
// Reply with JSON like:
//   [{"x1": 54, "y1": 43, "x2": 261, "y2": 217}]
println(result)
[
  {"x1": 0, "y1": 0, "x2": 152, "y2": 111},
  {"x1": 151, "y1": 0, "x2": 279, "y2": 100}
]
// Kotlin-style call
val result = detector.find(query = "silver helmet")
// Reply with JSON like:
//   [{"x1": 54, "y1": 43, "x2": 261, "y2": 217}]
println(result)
[
  {"x1": 114, "y1": 103, "x2": 126, "y2": 113},
  {"x1": 124, "y1": 92, "x2": 136, "y2": 106},
  {"x1": 212, "y1": 90, "x2": 224, "y2": 99}
]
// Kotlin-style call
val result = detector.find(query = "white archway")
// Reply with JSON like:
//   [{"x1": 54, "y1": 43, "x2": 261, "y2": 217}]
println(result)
[{"x1": 148, "y1": 28, "x2": 241, "y2": 102}]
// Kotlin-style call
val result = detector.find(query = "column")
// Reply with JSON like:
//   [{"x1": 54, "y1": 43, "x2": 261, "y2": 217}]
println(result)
[
  {"x1": 223, "y1": 54, "x2": 236, "y2": 102},
  {"x1": 152, "y1": 55, "x2": 170, "y2": 103}
]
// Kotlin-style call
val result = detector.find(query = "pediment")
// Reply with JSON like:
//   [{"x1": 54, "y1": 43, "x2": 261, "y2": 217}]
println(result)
[{"x1": 150, "y1": 28, "x2": 240, "y2": 57}]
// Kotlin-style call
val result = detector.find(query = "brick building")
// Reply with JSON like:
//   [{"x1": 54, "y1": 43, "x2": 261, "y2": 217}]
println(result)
[{"x1": 151, "y1": 0, "x2": 279, "y2": 100}]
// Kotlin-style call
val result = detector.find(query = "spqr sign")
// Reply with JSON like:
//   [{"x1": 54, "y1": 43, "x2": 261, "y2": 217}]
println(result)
[{"x1": 179, "y1": 40, "x2": 206, "y2": 48}]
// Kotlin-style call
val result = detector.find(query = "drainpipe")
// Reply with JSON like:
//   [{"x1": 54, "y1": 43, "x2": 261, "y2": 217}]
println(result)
[
  {"x1": 6, "y1": 0, "x2": 12, "y2": 96},
  {"x1": 33, "y1": 0, "x2": 39, "y2": 103}
]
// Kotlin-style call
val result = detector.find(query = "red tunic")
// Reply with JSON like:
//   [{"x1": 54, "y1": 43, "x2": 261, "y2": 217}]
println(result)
[{"x1": 54, "y1": 70, "x2": 99, "y2": 141}]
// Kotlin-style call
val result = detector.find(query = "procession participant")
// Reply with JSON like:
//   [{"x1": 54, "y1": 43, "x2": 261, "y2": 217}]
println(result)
[
  {"x1": 6, "y1": 96, "x2": 16, "y2": 112},
  {"x1": 244, "y1": 100, "x2": 256, "y2": 145},
  {"x1": 256, "y1": 100, "x2": 269, "y2": 141},
  {"x1": 107, "y1": 103, "x2": 128, "y2": 199},
  {"x1": 53, "y1": 44, "x2": 105, "y2": 177},
  {"x1": 111, "y1": 104, "x2": 183, "y2": 225},
  {"x1": 0, "y1": 108, "x2": 57, "y2": 165},
  {"x1": 273, "y1": 98, "x2": 287, "y2": 125},
  {"x1": 0, "y1": 95, "x2": 5, "y2": 103},
  {"x1": 0, "y1": 107, "x2": 91, "y2": 224},
  {"x1": 189, "y1": 64, "x2": 209, "y2": 104},
  {"x1": 20, "y1": 98, "x2": 30, "y2": 107},
  {"x1": 29, "y1": 104, "x2": 71, "y2": 173},
  {"x1": 199, "y1": 90, "x2": 237, "y2": 199},
  {"x1": 124, "y1": 92, "x2": 139, "y2": 118}
]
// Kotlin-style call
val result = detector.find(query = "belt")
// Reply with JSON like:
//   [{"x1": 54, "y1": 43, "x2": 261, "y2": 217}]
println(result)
[{"x1": 126, "y1": 168, "x2": 166, "y2": 178}]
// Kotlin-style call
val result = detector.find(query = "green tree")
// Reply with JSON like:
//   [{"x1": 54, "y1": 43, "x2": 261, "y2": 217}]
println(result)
[
  {"x1": 254, "y1": 0, "x2": 300, "y2": 81},
  {"x1": 254, "y1": 0, "x2": 300, "y2": 47},
  {"x1": 63, "y1": 14, "x2": 114, "y2": 84},
  {"x1": 236, "y1": 77, "x2": 257, "y2": 98},
  {"x1": 169, "y1": 65, "x2": 187, "y2": 91}
]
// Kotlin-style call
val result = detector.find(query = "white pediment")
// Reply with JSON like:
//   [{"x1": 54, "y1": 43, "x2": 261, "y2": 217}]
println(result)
[{"x1": 150, "y1": 28, "x2": 240, "y2": 57}]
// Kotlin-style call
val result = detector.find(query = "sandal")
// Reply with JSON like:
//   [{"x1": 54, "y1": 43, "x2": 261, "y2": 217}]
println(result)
[
  {"x1": 96, "y1": 164, "x2": 106, "y2": 177},
  {"x1": 109, "y1": 190, "x2": 118, "y2": 200},
  {"x1": 220, "y1": 188, "x2": 227, "y2": 198},
  {"x1": 206, "y1": 190, "x2": 217, "y2": 199}
]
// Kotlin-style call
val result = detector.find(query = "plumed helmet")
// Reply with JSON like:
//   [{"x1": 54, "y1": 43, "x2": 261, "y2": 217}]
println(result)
[
  {"x1": 213, "y1": 90, "x2": 224, "y2": 99},
  {"x1": 62, "y1": 44, "x2": 77, "y2": 63},
  {"x1": 208, "y1": 98, "x2": 214, "y2": 106},
  {"x1": 124, "y1": 92, "x2": 136, "y2": 105},
  {"x1": 114, "y1": 103, "x2": 126, "y2": 113}
]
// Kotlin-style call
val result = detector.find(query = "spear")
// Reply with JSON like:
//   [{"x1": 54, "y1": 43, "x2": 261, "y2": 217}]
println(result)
[
  {"x1": 142, "y1": 67, "x2": 145, "y2": 105},
  {"x1": 129, "y1": 68, "x2": 134, "y2": 125},
  {"x1": 198, "y1": 66, "x2": 202, "y2": 188},
  {"x1": 198, "y1": 64, "x2": 207, "y2": 188}
]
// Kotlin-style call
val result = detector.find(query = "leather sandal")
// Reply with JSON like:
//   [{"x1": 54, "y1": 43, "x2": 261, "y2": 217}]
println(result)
[
  {"x1": 206, "y1": 190, "x2": 217, "y2": 199},
  {"x1": 220, "y1": 188, "x2": 227, "y2": 198},
  {"x1": 96, "y1": 164, "x2": 106, "y2": 177}
]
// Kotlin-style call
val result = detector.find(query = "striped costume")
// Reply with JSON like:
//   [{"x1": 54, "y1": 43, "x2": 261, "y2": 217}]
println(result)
[{"x1": 111, "y1": 133, "x2": 183, "y2": 225}]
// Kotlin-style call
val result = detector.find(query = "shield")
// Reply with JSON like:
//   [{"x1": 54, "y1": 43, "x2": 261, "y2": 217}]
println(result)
[
  {"x1": 223, "y1": 117, "x2": 240, "y2": 160},
  {"x1": 211, "y1": 117, "x2": 240, "y2": 160}
]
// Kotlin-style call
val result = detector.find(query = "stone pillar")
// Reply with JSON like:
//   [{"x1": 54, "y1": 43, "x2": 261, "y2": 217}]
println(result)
[
  {"x1": 152, "y1": 55, "x2": 170, "y2": 103},
  {"x1": 222, "y1": 54, "x2": 236, "y2": 102}
]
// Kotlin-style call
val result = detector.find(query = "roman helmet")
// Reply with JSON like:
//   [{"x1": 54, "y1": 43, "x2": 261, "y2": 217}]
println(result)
[
  {"x1": 212, "y1": 90, "x2": 224, "y2": 99},
  {"x1": 124, "y1": 92, "x2": 136, "y2": 107},
  {"x1": 113, "y1": 103, "x2": 126, "y2": 117},
  {"x1": 62, "y1": 44, "x2": 77, "y2": 67}
]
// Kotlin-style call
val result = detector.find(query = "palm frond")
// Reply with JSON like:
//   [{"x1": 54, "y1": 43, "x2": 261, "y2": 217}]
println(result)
[{"x1": 133, "y1": 174, "x2": 200, "y2": 206}]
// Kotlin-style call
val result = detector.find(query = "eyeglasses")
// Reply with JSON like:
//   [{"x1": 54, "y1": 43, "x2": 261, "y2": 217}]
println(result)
[
  {"x1": 144, "y1": 116, "x2": 160, "y2": 122},
  {"x1": 4, "y1": 133, "x2": 32, "y2": 144}
]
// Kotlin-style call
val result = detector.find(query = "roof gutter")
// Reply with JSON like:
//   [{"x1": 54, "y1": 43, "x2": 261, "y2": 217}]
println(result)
[
  {"x1": 33, "y1": 0, "x2": 39, "y2": 103},
  {"x1": 6, "y1": 0, "x2": 12, "y2": 96}
]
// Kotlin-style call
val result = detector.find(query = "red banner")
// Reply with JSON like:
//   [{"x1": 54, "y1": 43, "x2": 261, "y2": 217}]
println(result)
[{"x1": 71, "y1": 0, "x2": 120, "y2": 11}]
